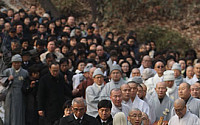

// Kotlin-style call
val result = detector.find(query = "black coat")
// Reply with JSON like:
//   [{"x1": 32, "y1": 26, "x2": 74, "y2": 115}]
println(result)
[
  {"x1": 96, "y1": 115, "x2": 113, "y2": 125},
  {"x1": 59, "y1": 114, "x2": 98, "y2": 125},
  {"x1": 37, "y1": 72, "x2": 72, "y2": 122}
]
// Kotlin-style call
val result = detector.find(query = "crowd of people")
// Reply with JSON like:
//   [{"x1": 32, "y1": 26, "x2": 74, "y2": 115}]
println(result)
[{"x1": 0, "y1": 4, "x2": 200, "y2": 125}]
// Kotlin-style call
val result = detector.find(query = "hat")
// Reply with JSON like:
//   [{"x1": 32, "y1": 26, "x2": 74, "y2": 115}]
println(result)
[
  {"x1": 110, "y1": 64, "x2": 122, "y2": 74},
  {"x1": 127, "y1": 76, "x2": 143, "y2": 84},
  {"x1": 163, "y1": 70, "x2": 175, "y2": 81},
  {"x1": 92, "y1": 68, "x2": 104, "y2": 78},
  {"x1": 84, "y1": 63, "x2": 93, "y2": 73},
  {"x1": 172, "y1": 63, "x2": 181, "y2": 71},
  {"x1": 142, "y1": 68, "x2": 155, "y2": 80},
  {"x1": 1, "y1": 8, "x2": 7, "y2": 13},
  {"x1": 11, "y1": 54, "x2": 22, "y2": 62}
]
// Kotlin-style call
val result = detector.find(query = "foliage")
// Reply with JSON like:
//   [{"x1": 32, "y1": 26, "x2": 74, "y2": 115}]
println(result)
[
  {"x1": 0, "y1": 1, "x2": 6, "y2": 8},
  {"x1": 51, "y1": 0, "x2": 90, "y2": 18},
  {"x1": 135, "y1": 25, "x2": 191, "y2": 54}
]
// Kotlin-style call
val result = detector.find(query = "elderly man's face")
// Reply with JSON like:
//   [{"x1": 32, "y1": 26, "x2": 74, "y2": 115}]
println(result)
[
  {"x1": 178, "y1": 83, "x2": 191, "y2": 100},
  {"x1": 128, "y1": 110, "x2": 142, "y2": 125},
  {"x1": 93, "y1": 74, "x2": 104, "y2": 86},
  {"x1": 155, "y1": 82, "x2": 167, "y2": 99},
  {"x1": 154, "y1": 61, "x2": 165, "y2": 75},
  {"x1": 110, "y1": 90, "x2": 122, "y2": 107},
  {"x1": 72, "y1": 102, "x2": 85, "y2": 118},
  {"x1": 98, "y1": 107, "x2": 111, "y2": 121},
  {"x1": 12, "y1": 61, "x2": 21, "y2": 70},
  {"x1": 142, "y1": 56, "x2": 152, "y2": 68},
  {"x1": 137, "y1": 86, "x2": 143, "y2": 99},
  {"x1": 132, "y1": 69, "x2": 140, "y2": 78},
  {"x1": 164, "y1": 81, "x2": 174, "y2": 88},
  {"x1": 190, "y1": 84, "x2": 200, "y2": 99},
  {"x1": 174, "y1": 103, "x2": 186, "y2": 118},
  {"x1": 186, "y1": 67, "x2": 194, "y2": 79},
  {"x1": 128, "y1": 83, "x2": 138, "y2": 99},
  {"x1": 110, "y1": 70, "x2": 122, "y2": 82},
  {"x1": 121, "y1": 84, "x2": 131, "y2": 101},
  {"x1": 194, "y1": 63, "x2": 200, "y2": 77},
  {"x1": 49, "y1": 64, "x2": 59, "y2": 77}
]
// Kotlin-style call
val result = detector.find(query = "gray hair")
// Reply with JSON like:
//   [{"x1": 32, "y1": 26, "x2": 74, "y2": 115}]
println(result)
[
  {"x1": 72, "y1": 97, "x2": 87, "y2": 107},
  {"x1": 129, "y1": 108, "x2": 141, "y2": 115}
]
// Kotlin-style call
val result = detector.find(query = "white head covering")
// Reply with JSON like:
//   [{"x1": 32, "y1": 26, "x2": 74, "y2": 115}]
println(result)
[
  {"x1": 113, "y1": 112, "x2": 127, "y2": 125},
  {"x1": 163, "y1": 70, "x2": 175, "y2": 81}
]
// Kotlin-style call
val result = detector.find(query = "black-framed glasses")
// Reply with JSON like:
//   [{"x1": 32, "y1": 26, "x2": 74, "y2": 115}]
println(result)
[{"x1": 157, "y1": 66, "x2": 164, "y2": 68}]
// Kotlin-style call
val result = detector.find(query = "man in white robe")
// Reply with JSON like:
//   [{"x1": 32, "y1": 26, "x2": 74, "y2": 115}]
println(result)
[
  {"x1": 178, "y1": 82, "x2": 200, "y2": 117},
  {"x1": 190, "y1": 83, "x2": 200, "y2": 99},
  {"x1": 110, "y1": 88, "x2": 130, "y2": 118},
  {"x1": 86, "y1": 68, "x2": 105, "y2": 117},
  {"x1": 100, "y1": 64, "x2": 126, "y2": 100},
  {"x1": 138, "y1": 55, "x2": 153, "y2": 74},
  {"x1": 191, "y1": 63, "x2": 200, "y2": 84},
  {"x1": 144, "y1": 60, "x2": 165, "y2": 95},
  {"x1": 169, "y1": 99, "x2": 200, "y2": 125},
  {"x1": 163, "y1": 70, "x2": 179, "y2": 101},
  {"x1": 172, "y1": 63, "x2": 184, "y2": 86},
  {"x1": 184, "y1": 66, "x2": 194, "y2": 85},
  {"x1": 126, "y1": 77, "x2": 150, "y2": 118},
  {"x1": 151, "y1": 82, "x2": 174, "y2": 122}
]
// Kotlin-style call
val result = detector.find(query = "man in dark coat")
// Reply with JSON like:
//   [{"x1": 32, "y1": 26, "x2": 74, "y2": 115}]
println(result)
[
  {"x1": 96, "y1": 100, "x2": 113, "y2": 125},
  {"x1": 59, "y1": 97, "x2": 98, "y2": 125},
  {"x1": 37, "y1": 62, "x2": 72, "y2": 125}
]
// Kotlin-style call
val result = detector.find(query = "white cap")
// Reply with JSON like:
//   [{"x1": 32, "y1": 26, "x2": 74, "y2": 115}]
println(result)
[{"x1": 163, "y1": 70, "x2": 175, "y2": 81}]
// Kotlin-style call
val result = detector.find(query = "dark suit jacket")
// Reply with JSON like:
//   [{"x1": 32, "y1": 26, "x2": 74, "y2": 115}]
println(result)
[
  {"x1": 37, "y1": 72, "x2": 72, "y2": 122},
  {"x1": 96, "y1": 115, "x2": 113, "y2": 125},
  {"x1": 59, "y1": 114, "x2": 98, "y2": 125}
]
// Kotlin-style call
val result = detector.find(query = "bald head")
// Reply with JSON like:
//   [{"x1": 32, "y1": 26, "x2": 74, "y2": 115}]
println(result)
[
  {"x1": 142, "y1": 55, "x2": 152, "y2": 68},
  {"x1": 131, "y1": 68, "x2": 141, "y2": 77},
  {"x1": 156, "y1": 82, "x2": 167, "y2": 88},
  {"x1": 155, "y1": 82, "x2": 167, "y2": 99},
  {"x1": 121, "y1": 84, "x2": 131, "y2": 101},
  {"x1": 191, "y1": 83, "x2": 200, "y2": 99},
  {"x1": 174, "y1": 99, "x2": 187, "y2": 118},
  {"x1": 174, "y1": 99, "x2": 185, "y2": 107},
  {"x1": 178, "y1": 83, "x2": 191, "y2": 100}
]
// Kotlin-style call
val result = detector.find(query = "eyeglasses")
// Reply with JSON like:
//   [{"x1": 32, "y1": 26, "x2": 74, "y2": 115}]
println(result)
[{"x1": 157, "y1": 66, "x2": 164, "y2": 68}]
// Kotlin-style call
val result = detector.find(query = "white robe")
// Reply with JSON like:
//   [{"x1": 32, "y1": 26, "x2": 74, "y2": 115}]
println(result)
[
  {"x1": 169, "y1": 111, "x2": 200, "y2": 125},
  {"x1": 144, "y1": 74, "x2": 163, "y2": 95},
  {"x1": 166, "y1": 83, "x2": 179, "y2": 101},
  {"x1": 111, "y1": 102, "x2": 130, "y2": 118},
  {"x1": 185, "y1": 96, "x2": 200, "y2": 117},
  {"x1": 143, "y1": 95, "x2": 156, "y2": 124},
  {"x1": 151, "y1": 94, "x2": 174, "y2": 121},
  {"x1": 86, "y1": 83, "x2": 104, "y2": 117},
  {"x1": 184, "y1": 76, "x2": 194, "y2": 85},
  {"x1": 190, "y1": 75, "x2": 199, "y2": 85},
  {"x1": 100, "y1": 78, "x2": 126, "y2": 100},
  {"x1": 132, "y1": 95, "x2": 150, "y2": 117}
]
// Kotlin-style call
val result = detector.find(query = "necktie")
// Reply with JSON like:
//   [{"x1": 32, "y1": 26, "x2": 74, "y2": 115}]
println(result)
[{"x1": 76, "y1": 118, "x2": 81, "y2": 124}]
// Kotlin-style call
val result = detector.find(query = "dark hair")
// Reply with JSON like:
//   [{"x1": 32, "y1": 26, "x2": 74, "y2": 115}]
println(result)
[
  {"x1": 63, "y1": 100, "x2": 72, "y2": 110},
  {"x1": 28, "y1": 64, "x2": 40, "y2": 75},
  {"x1": 49, "y1": 61, "x2": 59, "y2": 68},
  {"x1": 46, "y1": 53, "x2": 57, "y2": 59},
  {"x1": 60, "y1": 58, "x2": 69, "y2": 65},
  {"x1": 98, "y1": 100, "x2": 112, "y2": 110}
]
